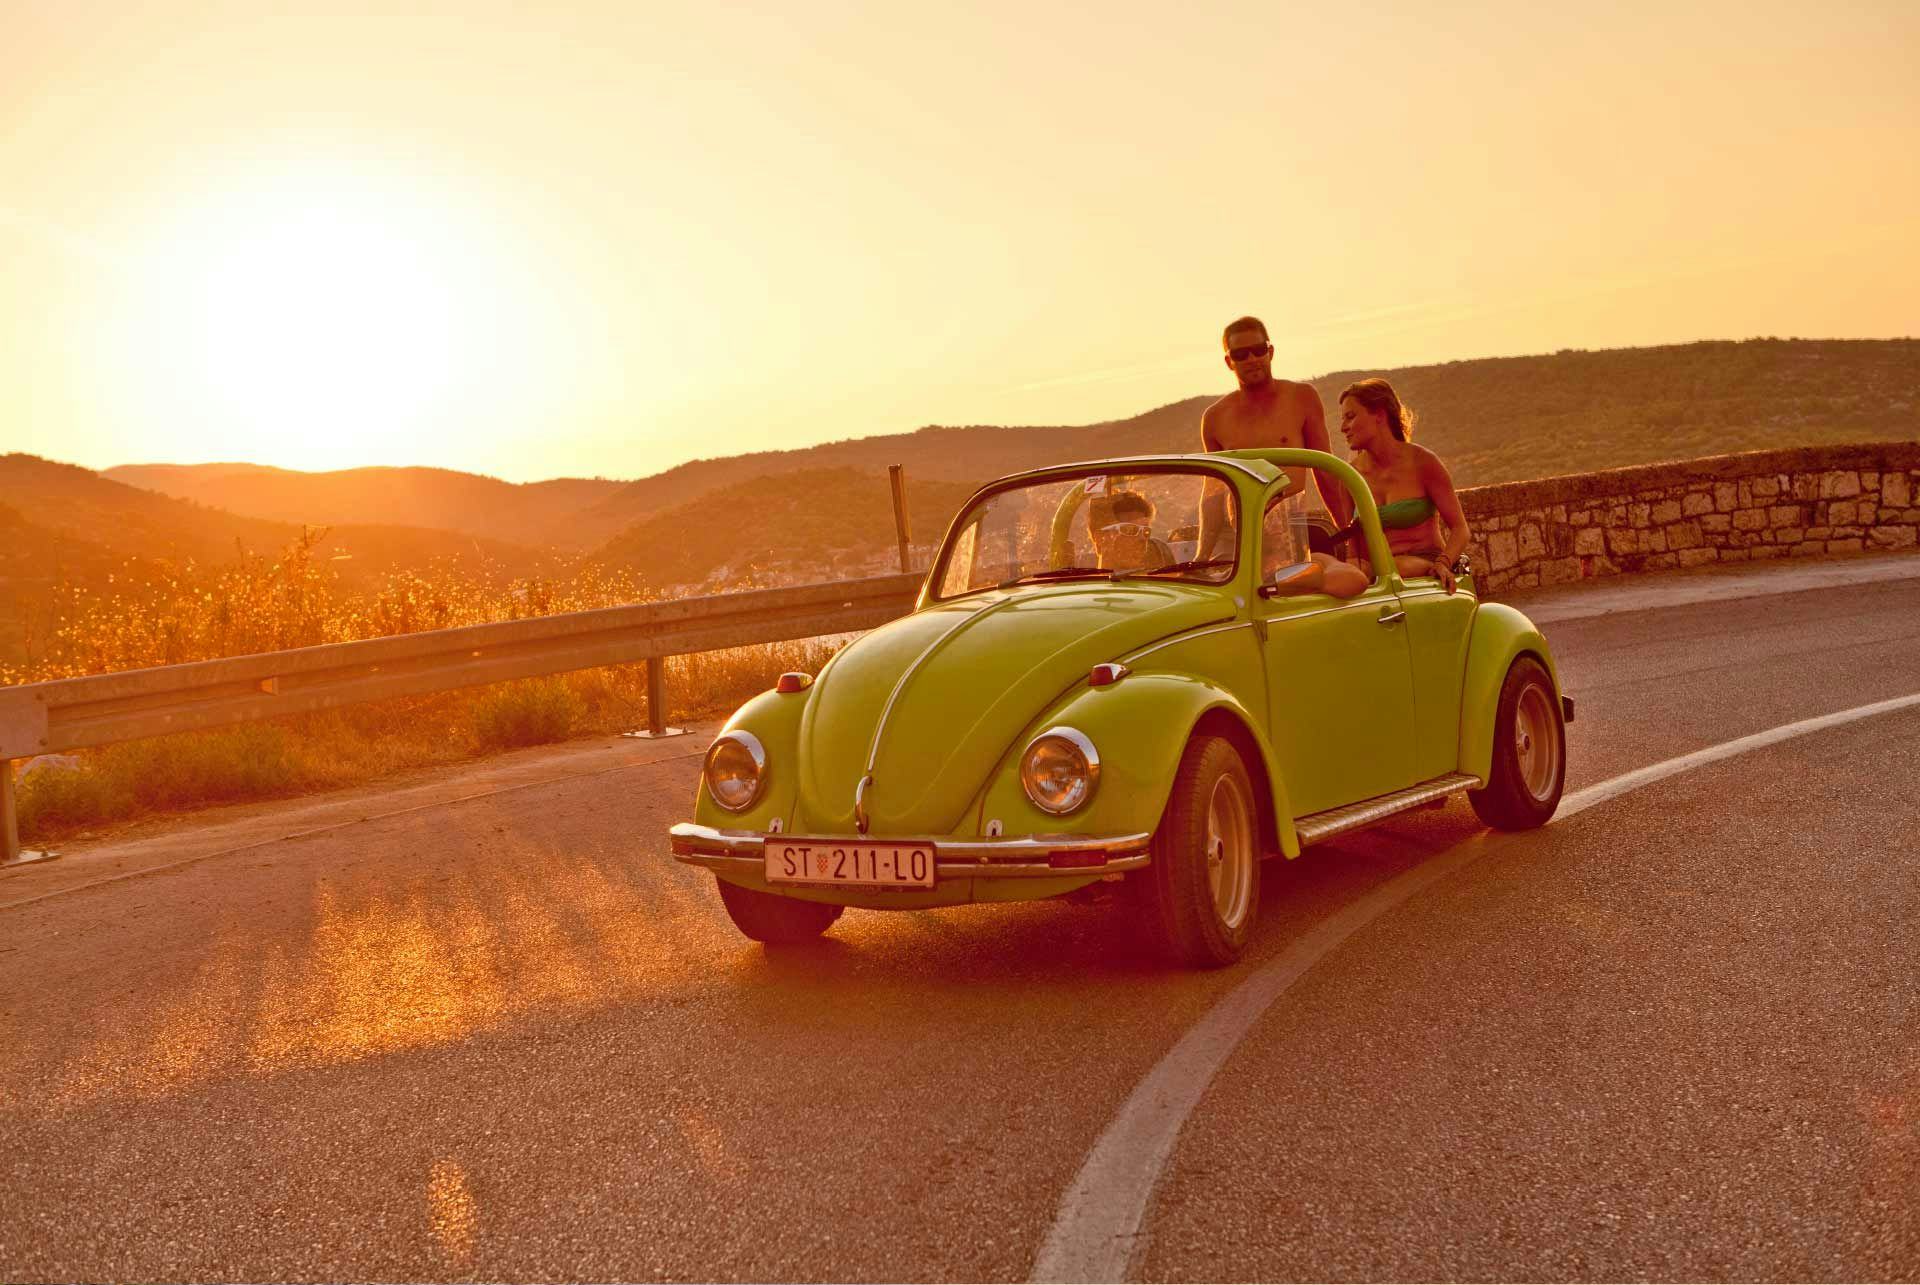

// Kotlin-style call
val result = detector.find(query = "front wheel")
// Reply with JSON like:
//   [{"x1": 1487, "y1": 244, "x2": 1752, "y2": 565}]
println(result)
[
  {"x1": 715, "y1": 878, "x2": 844, "y2": 943},
  {"x1": 1469, "y1": 655, "x2": 1566, "y2": 830},
  {"x1": 1133, "y1": 734, "x2": 1262, "y2": 968}
]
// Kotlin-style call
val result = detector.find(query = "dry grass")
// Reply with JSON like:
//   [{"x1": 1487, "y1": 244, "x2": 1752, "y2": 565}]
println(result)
[{"x1": 6, "y1": 532, "x2": 845, "y2": 844}]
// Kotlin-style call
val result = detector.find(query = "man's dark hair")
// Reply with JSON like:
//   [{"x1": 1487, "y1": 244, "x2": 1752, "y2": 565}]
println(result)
[
  {"x1": 1110, "y1": 490, "x2": 1156, "y2": 521},
  {"x1": 1222, "y1": 315, "x2": 1268, "y2": 348}
]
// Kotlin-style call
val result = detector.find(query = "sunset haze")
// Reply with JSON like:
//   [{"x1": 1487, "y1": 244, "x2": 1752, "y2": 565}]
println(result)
[{"x1": 5, "y1": 0, "x2": 1917, "y2": 481}]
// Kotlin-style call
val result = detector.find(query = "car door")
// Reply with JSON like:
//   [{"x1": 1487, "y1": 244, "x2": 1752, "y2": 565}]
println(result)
[
  {"x1": 1254, "y1": 487, "x2": 1417, "y2": 818},
  {"x1": 1398, "y1": 581, "x2": 1475, "y2": 782}
]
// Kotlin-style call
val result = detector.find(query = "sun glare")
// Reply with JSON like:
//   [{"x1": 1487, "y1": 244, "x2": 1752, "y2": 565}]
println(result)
[{"x1": 107, "y1": 163, "x2": 546, "y2": 473}]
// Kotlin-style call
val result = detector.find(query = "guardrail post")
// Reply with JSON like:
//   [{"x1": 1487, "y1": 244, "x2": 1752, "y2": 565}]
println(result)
[
  {"x1": 889, "y1": 464, "x2": 914, "y2": 573},
  {"x1": 2, "y1": 759, "x2": 58, "y2": 867},
  {"x1": 626, "y1": 658, "x2": 686, "y2": 740},
  {"x1": 647, "y1": 659, "x2": 665, "y2": 735}
]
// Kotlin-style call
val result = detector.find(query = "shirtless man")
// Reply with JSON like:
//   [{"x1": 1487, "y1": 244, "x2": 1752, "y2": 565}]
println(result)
[{"x1": 1196, "y1": 316, "x2": 1346, "y2": 559}]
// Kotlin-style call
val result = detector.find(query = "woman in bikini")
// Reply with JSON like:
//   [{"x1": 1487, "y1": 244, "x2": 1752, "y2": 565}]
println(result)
[{"x1": 1329, "y1": 377, "x2": 1471, "y2": 594}]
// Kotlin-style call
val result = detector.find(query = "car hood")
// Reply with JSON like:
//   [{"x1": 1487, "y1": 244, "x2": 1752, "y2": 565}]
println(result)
[{"x1": 794, "y1": 581, "x2": 1234, "y2": 834}]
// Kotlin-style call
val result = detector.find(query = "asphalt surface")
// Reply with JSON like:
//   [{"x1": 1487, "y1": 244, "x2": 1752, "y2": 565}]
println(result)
[{"x1": 1, "y1": 559, "x2": 1916, "y2": 1282}]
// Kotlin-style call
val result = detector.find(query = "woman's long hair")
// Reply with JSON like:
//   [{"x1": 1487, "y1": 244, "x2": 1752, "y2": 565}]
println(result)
[{"x1": 1339, "y1": 377, "x2": 1416, "y2": 442}]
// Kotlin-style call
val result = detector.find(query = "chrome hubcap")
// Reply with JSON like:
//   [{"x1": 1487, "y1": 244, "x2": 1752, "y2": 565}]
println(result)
[
  {"x1": 1514, "y1": 684, "x2": 1561, "y2": 802},
  {"x1": 1204, "y1": 773, "x2": 1254, "y2": 930}
]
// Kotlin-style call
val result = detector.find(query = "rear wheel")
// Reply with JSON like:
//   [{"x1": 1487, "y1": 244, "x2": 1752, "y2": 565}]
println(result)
[
  {"x1": 715, "y1": 878, "x2": 844, "y2": 943},
  {"x1": 1133, "y1": 734, "x2": 1261, "y2": 968},
  {"x1": 1469, "y1": 656, "x2": 1565, "y2": 830}
]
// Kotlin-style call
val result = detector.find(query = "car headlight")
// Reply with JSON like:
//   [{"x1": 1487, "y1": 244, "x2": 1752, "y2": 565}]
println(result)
[
  {"x1": 1021, "y1": 727, "x2": 1100, "y2": 815},
  {"x1": 704, "y1": 731, "x2": 767, "y2": 812}
]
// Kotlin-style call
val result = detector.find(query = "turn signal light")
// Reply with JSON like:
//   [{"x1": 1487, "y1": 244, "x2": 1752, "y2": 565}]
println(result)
[
  {"x1": 776, "y1": 672, "x2": 814, "y2": 694},
  {"x1": 1048, "y1": 849, "x2": 1109, "y2": 869},
  {"x1": 1088, "y1": 662, "x2": 1130, "y2": 687}
]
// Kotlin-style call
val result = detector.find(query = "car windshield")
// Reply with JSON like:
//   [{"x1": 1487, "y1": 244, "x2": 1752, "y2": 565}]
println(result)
[{"x1": 932, "y1": 466, "x2": 1240, "y2": 600}]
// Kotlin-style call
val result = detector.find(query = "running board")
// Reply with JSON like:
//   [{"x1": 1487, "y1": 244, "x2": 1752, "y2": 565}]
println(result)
[{"x1": 1292, "y1": 772, "x2": 1483, "y2": 847}]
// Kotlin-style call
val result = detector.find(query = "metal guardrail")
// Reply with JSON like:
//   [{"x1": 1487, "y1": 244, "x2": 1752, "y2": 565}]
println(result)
[{"x1": 0, "y1": 571, "x2": 924, "y2": 864}]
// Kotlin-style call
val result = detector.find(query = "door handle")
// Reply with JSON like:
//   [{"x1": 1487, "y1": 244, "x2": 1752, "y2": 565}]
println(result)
[{"x1": 1377, "y1": 609, "x2": 1406, "y2": 625}]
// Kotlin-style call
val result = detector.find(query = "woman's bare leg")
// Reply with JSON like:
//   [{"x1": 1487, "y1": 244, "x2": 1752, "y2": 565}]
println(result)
[{"x1": 1311, "y1": 553, "x2": 1370, "y2": 599}]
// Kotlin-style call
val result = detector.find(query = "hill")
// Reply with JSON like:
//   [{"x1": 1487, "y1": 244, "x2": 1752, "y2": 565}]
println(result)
[
  {"x1": 585, "y1": 338, "x2": 1920, "y2": 535},
  {"x1": 573, "y1": 404, "x2": 1211, "y2": 540},
  {"x1": 99, "y1": 341, "x2": 1920, "y2": 560},
  {"x1": 104, "y1": 462, "x2": 628, "y2": 549},
  {"x1": 599, "y1": 468, "x2": 982, "y2": 589},
  {"x1": 1308, "y1": 337, "x2": 1920, "y2": 488},
  {"x1": 0, "y1": 455, "x2": 559, "y2": 664}
]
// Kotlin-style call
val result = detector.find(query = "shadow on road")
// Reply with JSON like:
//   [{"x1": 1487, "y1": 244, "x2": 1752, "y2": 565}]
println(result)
[{"x1": 5, "y1": 787, "x2": 1497, "y2": 1121}]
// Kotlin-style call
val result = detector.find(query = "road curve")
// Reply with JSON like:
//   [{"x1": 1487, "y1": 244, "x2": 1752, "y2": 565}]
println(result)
[{"x1": 1, "y1": 558, "x2": 1916, "y2": 1282}]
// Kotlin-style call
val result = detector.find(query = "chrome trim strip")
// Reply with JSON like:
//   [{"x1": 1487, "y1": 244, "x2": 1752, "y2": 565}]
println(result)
[
  {"x1": 1395, "y1": 586, "x2": 1479, "y2": 603},
  {"x1": 671, "y1": 822, "x2": 1150, "y2": 854},
  {"x1": 1254, "y1": 595, "x2": 1398, "y2": 625},
  {"x1": 1292, "y1": 772, "x2": 1483, "y2": 846},
  {"x1": 857, "y1": 595, "x2": 1014, "y2": 805},
  {"x1": 1118, "y1": 620, "x2": 1252, "y2": 665},
  {"x1": 853, "y1": 772, "x2": 874, "y2": 834}
]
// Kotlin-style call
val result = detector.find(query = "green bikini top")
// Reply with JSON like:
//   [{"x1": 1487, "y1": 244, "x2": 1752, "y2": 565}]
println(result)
[
  {"x1": 1332, "y1": 495, "x2": 1435, "y2": 544},
  {"x1": 1374, "y1": 496, "x2": 1437, "y2": 529}
]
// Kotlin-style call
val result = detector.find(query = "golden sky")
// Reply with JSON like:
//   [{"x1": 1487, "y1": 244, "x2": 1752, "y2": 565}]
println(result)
[{"x1": 5, "y1": 0, "x2": 1917, "y2": 481}]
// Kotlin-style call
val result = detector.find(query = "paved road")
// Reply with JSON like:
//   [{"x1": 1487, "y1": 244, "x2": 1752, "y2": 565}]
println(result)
[{"x1": 1, "y1": 561, "x2": 1916, "y2": 1281}]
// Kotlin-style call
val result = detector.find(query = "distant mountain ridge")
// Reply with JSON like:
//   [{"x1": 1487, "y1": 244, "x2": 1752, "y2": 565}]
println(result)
[
  {"x1": 598, "y1": 467, "x2": 982, "y2": 588},
  {"x1": 68, "y1": 336, "x2": 1920, "y2": 597},
  {"x1": 104, "y1": 461, "x2": 628, "y2": 549},
  {"x1": 106, "y1": 340, "x2": 1920, "y2": 558},
  {"x1": 582, "y1": 337, "x2": 1920, "y2": 535},
  {"x1": 0, "y1": 454, "x2": 559, "y2": 663}
]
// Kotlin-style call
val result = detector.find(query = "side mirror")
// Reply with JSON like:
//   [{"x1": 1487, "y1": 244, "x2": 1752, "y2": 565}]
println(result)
[{"x1": 1257, "y1": 561, "x2": 1325, "y2": 598}]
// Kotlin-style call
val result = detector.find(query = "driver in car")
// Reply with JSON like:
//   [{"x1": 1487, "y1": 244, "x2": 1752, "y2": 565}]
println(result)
[{"x1": 1091, "y1": 490, "x2": 1175, "y2": 572}]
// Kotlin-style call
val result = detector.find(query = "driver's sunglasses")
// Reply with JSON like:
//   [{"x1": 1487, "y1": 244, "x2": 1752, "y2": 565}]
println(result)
[
  {"x1": 1098, "y1": 521, "x2": 1152, "y2": 538},
  {"x1": 1228, "y1": 343, "x2": 1272, "y2": 363}
]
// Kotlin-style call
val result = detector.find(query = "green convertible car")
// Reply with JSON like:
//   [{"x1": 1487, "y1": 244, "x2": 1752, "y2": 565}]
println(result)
[{"x1": 670, "y1": 448, "x2": 1571, "y2": 967}]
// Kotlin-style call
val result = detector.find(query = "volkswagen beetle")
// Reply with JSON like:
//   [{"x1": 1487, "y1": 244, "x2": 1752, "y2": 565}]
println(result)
[{"x1": 669, "y1": 448, "x2": 1572, "y2": 967}]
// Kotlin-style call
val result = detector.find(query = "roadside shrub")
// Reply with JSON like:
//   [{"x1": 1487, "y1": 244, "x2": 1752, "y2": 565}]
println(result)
[
  {"x1": 16, "y1": 763, "x2": 131, "y2": 836},
  {"x1": 15, "y1": 722, "x2": 310, "y2": 838},
  {"x1": 671, "y1": 639, "x2": 841, "y2": 718},
  {"x1": 3, "y1": 536, "x2": 863, "y2": 842},
  {"x1": 111, "y1": 723, "x2": 311, "y2": 811},
  {"x1": 470, "y1": 678, "x2": 584, "y2": 750}
]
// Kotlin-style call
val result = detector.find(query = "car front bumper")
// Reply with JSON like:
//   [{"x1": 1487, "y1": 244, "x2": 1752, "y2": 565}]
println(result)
[{"x1": 668, "y1": 823, "x2": 1153, "y2": 879}]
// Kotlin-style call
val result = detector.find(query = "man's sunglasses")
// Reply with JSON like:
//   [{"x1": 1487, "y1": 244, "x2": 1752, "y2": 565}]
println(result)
[
  {"x1": 1098, "y1": 521, "x2": 1152, "y2": 539},
  {"x1": 1228, "y1": 343, "x2": 1272, "y2": 363}
]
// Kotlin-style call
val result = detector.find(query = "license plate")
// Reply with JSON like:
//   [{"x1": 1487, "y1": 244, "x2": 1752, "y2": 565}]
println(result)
[{"x1": 765, "y1": 839, "x2": 936, "y2": 888}]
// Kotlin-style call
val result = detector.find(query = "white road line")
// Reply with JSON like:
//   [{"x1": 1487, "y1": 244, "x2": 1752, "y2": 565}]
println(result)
[
  {"x1": 1555, "y1": 693, "x2": 1920, "y2": 818},
  {"x1": 1028, "y1": 690, "x2": 1920, "y2": 1284}
]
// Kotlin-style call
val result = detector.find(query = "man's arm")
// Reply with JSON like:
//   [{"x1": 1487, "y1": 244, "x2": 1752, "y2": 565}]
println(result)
[
  {"x1": 1299, "y1": 387, "x2": 1348, "y2": 524},
  {"x1": 1196, "y1": 406, "x2": 1228, "y2": 558}
]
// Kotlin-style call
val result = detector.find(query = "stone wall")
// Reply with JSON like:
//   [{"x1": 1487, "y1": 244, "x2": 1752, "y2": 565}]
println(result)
[{"x1": 1455, "y1": 441, "x2": 1920, "y2": 595}]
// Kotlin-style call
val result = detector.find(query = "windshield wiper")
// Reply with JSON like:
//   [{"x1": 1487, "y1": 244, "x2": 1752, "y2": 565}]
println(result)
[
  {"x1": 996, "y1": 568, "x2": 1118, "y2": 590},
  {"x1": 1120, "y1": 556, "x2": 1236, "y2": 579}
]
